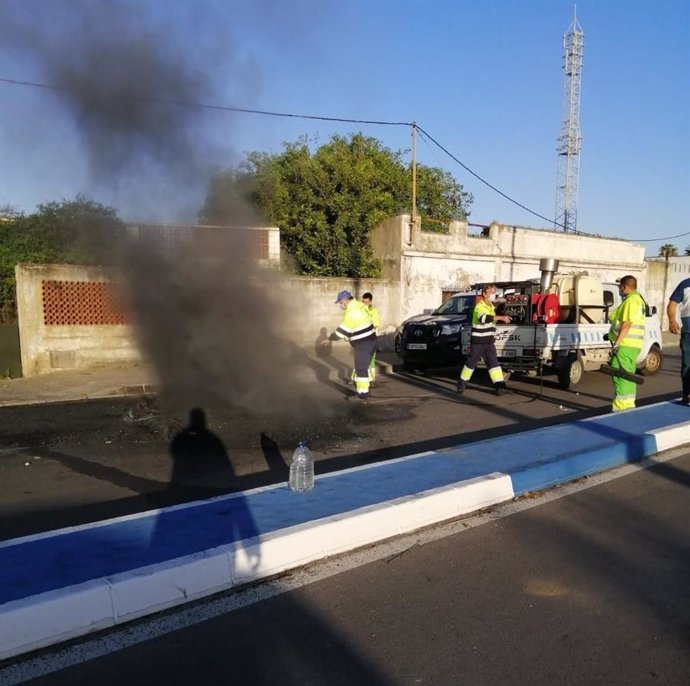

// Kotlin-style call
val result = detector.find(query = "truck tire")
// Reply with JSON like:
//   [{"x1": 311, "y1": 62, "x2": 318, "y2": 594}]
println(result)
[
  {"x1": 556, "y1": 356, "x2": 584, "y2": 390},
  {"x1": 640, "y1": 344, "x2": 663, "y2": 376},
  {"x1": 394, "y1": 333, "x2": 402, "y2": 354}
]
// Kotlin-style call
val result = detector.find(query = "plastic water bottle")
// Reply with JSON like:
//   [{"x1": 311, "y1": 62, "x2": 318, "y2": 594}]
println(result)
[{"x1": 289, "y1": 442, "x2": 314, "y2": 492}]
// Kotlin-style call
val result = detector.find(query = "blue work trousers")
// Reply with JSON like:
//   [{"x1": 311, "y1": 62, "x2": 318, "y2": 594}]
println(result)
[{"x1": 680, "y1": 333, "x2": 690, "y2": 396}]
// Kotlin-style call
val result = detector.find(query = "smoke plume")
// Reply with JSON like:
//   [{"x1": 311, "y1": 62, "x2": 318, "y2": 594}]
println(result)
[{"x1": 1, "y1": 0, "x2": 337, "y2": 420}]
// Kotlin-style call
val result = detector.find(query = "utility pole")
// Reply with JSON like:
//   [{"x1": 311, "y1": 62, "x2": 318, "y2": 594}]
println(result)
[
  {"x1": 410, "y1": 122, "x2": 417, "y2": 244},
  {"x1": 555, "y1": 5, "x2": 584, "y2": 233}
]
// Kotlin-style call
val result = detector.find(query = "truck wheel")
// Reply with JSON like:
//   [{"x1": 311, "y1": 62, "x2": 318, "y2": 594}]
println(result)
[
  {"x1": 557, "y1": 356, "x2": 584, "y2": 390},
  {"x1": 640, "y1": 344, "x2": 663, "y2": 376}
]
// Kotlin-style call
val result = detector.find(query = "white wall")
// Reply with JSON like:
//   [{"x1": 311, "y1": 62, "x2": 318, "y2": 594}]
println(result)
[
  {"x1": 645, "y1": 256, "x2": 690, "y2": 330},
  {"x1": 14, "y1": 265, "x2": 398, "y2": 376},
  {"x1": 15, "y1": 264, "x2": 142, "y2": 377},
  {"x1": 281, "y1": 277, "x2": 398, "y2": 345},
  {"x1": 15, "y1": 215, "x2": 659, "y2": 376},
  {"x1": 371, "y1": 214, "x2": 647, "y2": 323}
]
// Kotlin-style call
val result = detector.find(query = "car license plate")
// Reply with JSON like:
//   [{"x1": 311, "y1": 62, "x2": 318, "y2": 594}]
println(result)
[
  {"x1": 500, "y1": 349, "x2": 516, "y2": 358},
  {"x1": 407, "y1": 343, "x2": 427, "y2": 350}
]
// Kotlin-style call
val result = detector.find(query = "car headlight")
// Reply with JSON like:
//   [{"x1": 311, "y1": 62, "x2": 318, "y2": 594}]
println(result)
[{"x1": 441, "y1": 324, "x2": 461, "y2": 336}]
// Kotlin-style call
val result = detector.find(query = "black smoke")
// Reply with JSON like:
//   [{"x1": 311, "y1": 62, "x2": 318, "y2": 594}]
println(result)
[{"x1": 0, "y1": 0, "x2": 337, "y2": 420}]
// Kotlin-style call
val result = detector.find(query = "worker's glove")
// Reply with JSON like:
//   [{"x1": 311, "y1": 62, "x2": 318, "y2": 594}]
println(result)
[
  {"x1": 602, "y1": 333, "x2": 609, "y2": 342},
  {"x1": 328, "y1": 332, "x2": 339, "y2": 342}
]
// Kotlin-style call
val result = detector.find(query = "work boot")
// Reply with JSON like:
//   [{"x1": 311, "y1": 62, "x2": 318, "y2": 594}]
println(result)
[
  {"x1": 682, "y1": 395, "x2": 690, "y2": 406},
  {"x1": 494, "y1": 383, "x2": 507, "y2": 396},
  {"x1": 455, "y1": 382, "x2": 466, "y2": 395}
]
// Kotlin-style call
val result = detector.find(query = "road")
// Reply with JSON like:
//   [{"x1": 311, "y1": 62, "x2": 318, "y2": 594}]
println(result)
[
  {"x1": 4, "y1": 450, "x2": 688, "y2": 685},
  {"x1": 0, "y1": 349, "x2": 682, "y2": 540}
]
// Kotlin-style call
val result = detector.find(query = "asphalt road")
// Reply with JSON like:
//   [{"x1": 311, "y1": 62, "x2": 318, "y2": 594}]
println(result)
[
  {"x1": 8, "y1": 450, "x2": 689, "y2": 686},
  {"x1": 0, "y1": 349, "x2": 682, "y2": 541}
]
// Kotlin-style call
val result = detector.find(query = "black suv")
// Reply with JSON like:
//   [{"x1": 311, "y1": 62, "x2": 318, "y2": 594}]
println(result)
[{"x1": 395, "y1": 293, "x2": 476, "y2": 372}]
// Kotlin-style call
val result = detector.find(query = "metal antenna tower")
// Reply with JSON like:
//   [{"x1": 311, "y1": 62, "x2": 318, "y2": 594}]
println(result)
[{"x1": 555, "y1": 6, "x2": 584, "y2": 232}]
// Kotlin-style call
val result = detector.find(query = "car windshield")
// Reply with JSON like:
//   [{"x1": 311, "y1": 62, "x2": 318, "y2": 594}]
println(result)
[{"x1": 434, "y1": 295, "x2": 475, "y2": 316}]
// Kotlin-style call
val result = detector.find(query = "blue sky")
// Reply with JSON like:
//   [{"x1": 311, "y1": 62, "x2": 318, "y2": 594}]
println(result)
[{"x1": 0, "y1": 0, "x2": 688, "y2": 255}]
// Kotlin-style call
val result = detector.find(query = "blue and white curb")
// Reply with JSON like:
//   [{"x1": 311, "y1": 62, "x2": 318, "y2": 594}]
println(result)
[{"x1": 1, "y1": 400, "x2": 688, "y2": 661}]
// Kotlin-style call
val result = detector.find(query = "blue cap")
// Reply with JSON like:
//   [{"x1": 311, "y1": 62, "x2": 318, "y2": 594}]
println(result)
[{"x1": 335, "y1": 289, "x2": 352, "y2": 303}]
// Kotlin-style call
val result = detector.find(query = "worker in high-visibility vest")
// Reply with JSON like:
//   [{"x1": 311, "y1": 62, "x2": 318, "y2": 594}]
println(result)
[
  {"x1": 608, "y1": 275, "x2": 646, "y2": 411},
  {"x1": 350, "y1": 291, "x2": 381, "y2": 385},
  {"x1": 456, "y1": 284, "x2": 512, "y2": 395},
  {"x1": 328, "y1": 290, "x2": 377, "y2": 400},
  {"x1": 362, "y1": 292, "x2": 381, "y2": 383}
]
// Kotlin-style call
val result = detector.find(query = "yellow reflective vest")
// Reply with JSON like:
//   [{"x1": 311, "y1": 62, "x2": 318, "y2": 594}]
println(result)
[
  {"x1": 335, "y1": 300, "x2": 376, "y2": 342},
  {"x1": 609, "y1": 291, "x2": 645, "y2": 349},
  {"x1": 470, "y1": 298, "x2": 497, "y2": 344},
  {"x1": 365, "y1": 304, "x2": 381, "y2": 330}
]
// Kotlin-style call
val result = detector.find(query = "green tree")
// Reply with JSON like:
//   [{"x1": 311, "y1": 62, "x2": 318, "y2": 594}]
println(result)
[
  {"x1": 0, "y1": 204, "x2": 19, "y2": 221},
  {"x1": 0, "y1": 197, "x2": 126, "y2": 322},
  {"x1": 659, "y1": 244, "x2": 678, "y2": 257},
  {"x1": 684, "y1": 245, "x2": 690, "y2": 256},
  {"x1": 416, "y1": 165, "x2": 472, "y2": 234},
  {"x1": 199, "y1": 133, "x2": 472, "y2": 276}
]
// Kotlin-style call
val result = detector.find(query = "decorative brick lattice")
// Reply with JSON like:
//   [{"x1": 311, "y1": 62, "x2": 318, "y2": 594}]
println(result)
[
  {"x1": 42, "y1": 281, "x2": 128, "y2": 326},
  {"x1": 257, "y1": 230, "x2": 269, "y2": 260}
]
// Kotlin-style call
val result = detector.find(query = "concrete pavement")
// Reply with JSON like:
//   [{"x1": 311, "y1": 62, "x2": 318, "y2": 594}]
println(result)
[
  {"x1": 0, "y1": 335, "x2": 688, "y2": 661},
  {"x1": 0, "y1": 331, "x2": 678, "y2": 408},
  {"x1": 0, "y1": 352, "x2": 398, "y2": 407},
  {"x1": 0, "y1": 362, "x2": 160, "y2": 408}
]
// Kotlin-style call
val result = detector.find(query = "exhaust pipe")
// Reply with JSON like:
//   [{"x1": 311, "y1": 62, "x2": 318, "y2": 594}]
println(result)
[{"x1": 539, "y1": 258, "x2": 559, "y2": 293}]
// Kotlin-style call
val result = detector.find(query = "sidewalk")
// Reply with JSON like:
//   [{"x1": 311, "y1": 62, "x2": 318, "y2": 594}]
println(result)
[
  {"x1": 0, "y1": 332, "x2": 677, "y2": 408},
  {"x1": 0, "y1": 362, "x2": 160, "y2": 408},
  {"x1": 0, "y1": 350, "x2": 403, "y2": 408}
]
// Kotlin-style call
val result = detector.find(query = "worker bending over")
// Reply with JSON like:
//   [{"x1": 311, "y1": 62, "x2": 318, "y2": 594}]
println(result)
[{"x1": 329, "y1": 290, "x2": 377, "y2": 400}]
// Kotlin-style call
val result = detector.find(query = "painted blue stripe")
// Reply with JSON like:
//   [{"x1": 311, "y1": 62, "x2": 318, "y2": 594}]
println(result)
[
  {"x1": 0, "y1": 453, "x2": 500, "y2": 605},
  {"x1": 510, "y1": 432, "x2": 658, "y2": 495},
  {"x1": 0, "y1": 401, "x2": 687, "y2": 607}
]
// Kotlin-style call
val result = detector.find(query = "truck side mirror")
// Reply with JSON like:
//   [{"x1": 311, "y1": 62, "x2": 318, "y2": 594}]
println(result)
[{"x1": 603, "y1": 291, "x2": 614, "y2": 307}]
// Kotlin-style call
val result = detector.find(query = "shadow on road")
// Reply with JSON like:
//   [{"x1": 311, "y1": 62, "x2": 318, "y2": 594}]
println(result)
[
  {"x1": 260, "y1": 431, "x2": 289, "y2": 481},
  {"x1": 0, "y1": 353, "x2": 683, "y2": 541},
  {"x1": 168, "y1": 408, "x2": 235, "y2": 492}
]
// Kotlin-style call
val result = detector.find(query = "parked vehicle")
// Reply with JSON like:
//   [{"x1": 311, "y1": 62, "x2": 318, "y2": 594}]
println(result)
[
  {"x1": 395, "y1": 292, "x2": 477, "y2": 372},
  {"x1": 458, "y1": 259, "x2": 663, "y2": 389}
]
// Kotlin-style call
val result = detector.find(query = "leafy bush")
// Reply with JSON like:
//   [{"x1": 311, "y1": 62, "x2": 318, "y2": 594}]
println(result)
[{"x1": 0, "y1": 197, "x2": 126, "y2": 322}]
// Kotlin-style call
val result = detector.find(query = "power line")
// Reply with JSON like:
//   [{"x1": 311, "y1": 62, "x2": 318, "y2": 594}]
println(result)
[
  {"x1": 636, "y1": 232, "x2": 690, "y2": 242},
  {"x1": 416, "y1": 125, "x2": 571, "y2": 231},
  {"x1": 0, "y1": 75, "x2": 571, "y2": 228},
  {"x1": 0, "y1": 76, "x2": 565, "y2": 225},
  {"x1": 1, "y1": 75, "x2": 679, "y2": 243},
  {"x1": 0, "y1": 77, "x2": 412, "y2": 127}
]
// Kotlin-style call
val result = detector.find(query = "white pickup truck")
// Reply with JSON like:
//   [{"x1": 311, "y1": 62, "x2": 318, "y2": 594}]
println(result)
[{"x1": 460, "y1": 279, "x2": 663, "y2": 389}]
